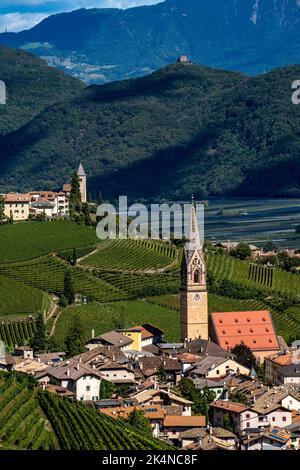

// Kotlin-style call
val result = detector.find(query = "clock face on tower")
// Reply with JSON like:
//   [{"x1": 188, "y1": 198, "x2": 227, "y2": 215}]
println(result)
[{"x1": 194, "y1": 293, "x2": 201, "y2": 301}]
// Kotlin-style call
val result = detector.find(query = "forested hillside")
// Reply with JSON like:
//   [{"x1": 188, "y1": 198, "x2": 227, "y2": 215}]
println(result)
[{"x1": 0, "y1": 61, "x2": 299, "y2": 199}]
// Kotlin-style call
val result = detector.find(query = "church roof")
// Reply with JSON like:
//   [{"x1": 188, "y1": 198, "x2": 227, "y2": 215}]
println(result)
[
  {"x1": 210, "y1": 310, "x2": 280, "y2": 352},
  {"x1": 185, "y1": 198, "x2": 202, "y2": 252},
  {"x1": 77, "y1": 163, "x2": 86, "y2": 176}
]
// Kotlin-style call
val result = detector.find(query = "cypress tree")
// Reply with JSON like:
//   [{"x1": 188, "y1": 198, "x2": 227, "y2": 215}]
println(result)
[
  {"x1": 70, "y1": 171, "x2": 82, "y2": 204},
  {"x1": 65, "y1": 315, "x2": 85, "y2": 357},
  {"x1": 64, "y1": 270, "x2": 75, "y2": 304},
  {"x1": 31, "y1": 314, "x2": 46, "y2": 352}
]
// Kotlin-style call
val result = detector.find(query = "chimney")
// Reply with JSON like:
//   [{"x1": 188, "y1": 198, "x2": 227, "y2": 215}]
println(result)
[
  {"x1": 140, "y1": 363, "x2": 143, "y2": 370},
  {"x1": 92, "y1": 329, "x2": 95, "y2": 339},
  {"x1": 77, "y1": 363, "x2": 80, "y2": 371},
  {"x1": 79, "y1": 356, "x2": 82, "y2": 363},
  {"x1": 67, "y1": 369, "x2": 70, "y2": 377},
  {"x1": 92, "y1": 364, "x2": 96, "y2": 370}
]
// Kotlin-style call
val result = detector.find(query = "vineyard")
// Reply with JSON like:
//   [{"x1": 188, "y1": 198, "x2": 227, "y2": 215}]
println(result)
[
  {"x1": 0, "y1": 318, "x2": 36, "y2": 347},
  {"x1": 207, "y1": 253, "x2": 300, "y2": 297},
  {"x1": 0, "y1": 274, "x2": 45, "y2": 317},
  {"x1": 0, "y1": 374, "x2": 172, "y2": 451},
  {"x1": 0, "y1": 256, "x2": 127, "y2": 303},
  {"x1": 81, "y1": 239, "x2": 178, "y2": 271}
]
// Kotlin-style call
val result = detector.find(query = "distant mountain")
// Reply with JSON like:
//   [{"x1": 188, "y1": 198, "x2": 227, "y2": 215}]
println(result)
[
  {"x1": 0, "y1": 0, "x2": 299, "y2": 83},
  {"x1": 0, "y1": 60, "x2": 299, "y2": 199},
  {"x1": 0, "y1": 46, "x2": 84, "y2": 136}
]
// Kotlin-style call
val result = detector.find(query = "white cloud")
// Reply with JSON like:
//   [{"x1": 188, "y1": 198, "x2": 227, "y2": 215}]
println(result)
[
  {"x1": 0, "y1": 1, "x2": 163, "y2": 31},
  {"x1": 0, "y1": 13, "x2": 48, "y2": 32}
]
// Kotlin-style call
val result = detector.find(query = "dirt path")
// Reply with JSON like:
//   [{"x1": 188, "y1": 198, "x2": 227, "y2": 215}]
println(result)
[{"x1": 49, "y1": 308, "x2": 62, "y2": 336}]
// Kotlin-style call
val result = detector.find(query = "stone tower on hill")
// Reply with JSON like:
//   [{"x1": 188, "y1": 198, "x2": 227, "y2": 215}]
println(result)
[
  {"x1": 180, "y1": 199, "x2": 208, "y2": 342},
  {"x1": 77, "y1": 163, "x2": 87, "y2": 203}
]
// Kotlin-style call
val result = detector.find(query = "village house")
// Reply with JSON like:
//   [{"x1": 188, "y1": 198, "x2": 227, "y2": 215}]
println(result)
[
  {"x1": 130, "y1": 387, "x2": 193, "y2": 416},
  {"x1": 187, "y1": 356, "x2": 251, "y2": 380},
  {"x1": 138, "y1": 356, "x2": 181, "y2": 385},
  {"x1": 240, "y1": 427, "x2": 291, "y2": 450},
  {"x1": 275, "y1": 364, "x2": 300, "y2": 385},
  {"x1": 180, "y1": 427, "x2": 237, "y2": 450},
  {"x1": 209, "y1": 310, "x2": 281, "y2": 363},
  {"x1": 264, "y1": 351, "x2": 292, "y2": 384},
  {"x1": 209, "y1": 400, "x2": 259, "y2": 434},
  {"x1": 100, "y1": 405, "x2": 165, "y2": 438},
  {"x1": 30, "y1": 191, "x2": 69, "y2": 218},
  {"x1": 162, "y1": 415, "x2": 206, "y2": 444},
  {"x1": 97, "y1": 361, "x2": 135, "y2": 385},
  {"x1": 35, "y1": 360, "x2": 102, "y2": 401},
  {"x1": 119, "y1": 324, "x2": 164, "y2": 352},
  {"x1": 85, "y1": 331, "x2": 134, "y2": 351},
  {"x1": 193, "y1": 378, "x2": 227, "y2": 400},
  {"x1": 3, "y1": 193, "x2": 31, "y2": 221}
]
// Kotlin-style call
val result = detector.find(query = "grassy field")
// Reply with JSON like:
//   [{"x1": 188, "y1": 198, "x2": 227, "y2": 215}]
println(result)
[
  {"x1": 0, "y1": 274, "x2": 45, "y2": 316},
  {"x1": 0, "y1": 221, "x2": 97, "y2": 262},
  {"x1": 53, "y1": 299, "x2": 181, "y2": 345}
]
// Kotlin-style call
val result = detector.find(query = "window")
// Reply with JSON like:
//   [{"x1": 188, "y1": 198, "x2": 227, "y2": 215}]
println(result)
[
  {"x1": 246, "y1": 414, "x2": 250, "y2": 418},
  {"x1": 216, "y1": 370, "x2": 220, "y2": 375},
  {"x1": 272, "y1": 417, "x2": 275, "y2": 422},
  {"x1": 194, "y1": 270, "x2": 200, "y2": 283},
  {"x1": 86, "y1": 386, "x2": 90, "y2": 391},
  {"x1": 246, "y1": 422, "x2": 250, "y2": 428},
  {"x1": 282, "y1": 416, "x2": 286, "y2": 422}
]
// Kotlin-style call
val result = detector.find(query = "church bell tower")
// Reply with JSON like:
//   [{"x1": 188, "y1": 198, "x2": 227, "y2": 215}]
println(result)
[{"x1": 180, "y1": 199, "x2": 208, "y2": 342}]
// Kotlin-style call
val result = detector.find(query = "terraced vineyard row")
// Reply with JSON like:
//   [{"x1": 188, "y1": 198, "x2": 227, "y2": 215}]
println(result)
[
  {"x1": 95, "y1": 269, "x2": 180, "y2": 297},
  {"x1": 0, "y1": 376, "x2": 58, "y2": 450},
  {"x1": 0, "y1": 375, "x2": 171, "y2": 450},
  {"x1": 0, "y1": 256, "x2": 127, "y2": 303},
  {"x1": 0, "y1": 319, "x2": 36, "y2": 347},
  {"x1": 207, "y1": 253, "x2": 300, "y2": 297},
  {"x1": 81, "y1": 239, "x2": 178, "y2": 271},
  {"x1": 39, "y1": 391, "x2": 172, "y2": 450},
  {"x1": 272, "y1": 307, "x2": 300, "y2": 340}
]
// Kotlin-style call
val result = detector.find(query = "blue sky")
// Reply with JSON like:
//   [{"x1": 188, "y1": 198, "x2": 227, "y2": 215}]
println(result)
[{"x1": 0, "y1": 1, "x2": 162, "y2": 33}]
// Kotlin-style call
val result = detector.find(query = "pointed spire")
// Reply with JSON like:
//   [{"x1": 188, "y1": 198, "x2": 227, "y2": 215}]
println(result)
[
  {"x1": 185, "y1": 196, "x2": 201, "y2": 251},
  {"x1": 77, "y1": 163, "x2": 86, "y2": 176}
]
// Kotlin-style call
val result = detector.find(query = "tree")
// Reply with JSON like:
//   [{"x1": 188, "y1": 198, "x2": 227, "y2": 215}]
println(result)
[
  {"x1": 127, "y1": 408, "x2": 152, "y2": 435},
  {"x1": 97, "y1": 191, "x2": 103, "y2": 206},
  {"x1": 87, "y1": 192, "x2": 93, "y2": 203},
  {"x1": 177, "y1": 378, "x2": 215, "y2": 416},
  {"x1": 231, "y1": 342, "x2": 256, "y2": 369},
  {"x1": 65, "y1": 315, "x2": 85, "y2": 357},
  {"x1": 71, "y1": 248, "x2": 77, "y2": 266},
  {"x1": 263, "y1": 240, "x2": 279, "y2": 253},
  {"x1": 64, "y1": 270, "x2": 75, "y2": 304},
  {"x1": 100, "y1": 379, "x2": 115, "y2": 399},
  {"x1": 157, "y1": 365, "x2": 167, "y2": 384},
  {"x1": 70, "y1": 171, "x2": 82, "y2": 204},
  {"x1": 0, "y1": 195, "x2": 4, "y2": 221},
  {"x1": 112, "y1": 307, "x2": 131, "y2": 330},
  {"x1": 30, "y1": 314, "x2": 46, "y2": 352},
  {"x1": 223, "y1": 412, "x2": 234, "y2": 433},
  {"x1": 231, "y1": 242, "x2": 251, "y2": 260}
]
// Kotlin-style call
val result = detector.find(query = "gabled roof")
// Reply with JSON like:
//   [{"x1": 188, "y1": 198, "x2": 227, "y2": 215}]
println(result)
[
  {"x1": 210, "y1": 310, "x2": 279, "y2": 351},
  {"x1": 36, "y1": 360, "x2": 102, "y2": 381},
  {"x1": 4, "y1": 193, "x2": 30, "y2": 203},
  {"x1": 209, "y1": 400, "x2": 250, "y2": 414},
  {"x1": 179, "y1": 338, "x2": 230, "y2": 358},
  {"x1": 94, "y1": 331, "x2": 133, "y2": 348}
]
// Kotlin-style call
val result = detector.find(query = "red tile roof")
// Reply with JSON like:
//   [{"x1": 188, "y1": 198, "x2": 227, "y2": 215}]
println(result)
[
  {"x1": 164, "y1": 415, "x2": 206, "y2": 428},
  {"x1": 210, "y1": 310, "x2": 279, "y2": 351},
  {"x1": 4, "y1": 193, "x2": 30, "y2": 203},
  {"x1": 209, "y1": 400, "x2": 249, "y2": 413}
]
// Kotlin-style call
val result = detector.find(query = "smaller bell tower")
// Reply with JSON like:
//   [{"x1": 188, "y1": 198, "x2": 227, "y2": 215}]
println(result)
[
  {"x1": 180, "y1": 198, "x2": 208, "y2": 342},
  {"x1": 77, "y1": 163, "x2": 87, "y2": 203}
]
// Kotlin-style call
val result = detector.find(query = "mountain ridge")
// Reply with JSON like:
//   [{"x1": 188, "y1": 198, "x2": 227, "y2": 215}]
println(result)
[{"x1": 0, "y1": 0, "x2": 299, "y2": 83}]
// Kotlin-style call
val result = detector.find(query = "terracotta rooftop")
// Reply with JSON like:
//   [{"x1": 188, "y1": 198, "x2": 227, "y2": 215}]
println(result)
[
  {"x1": 4, "y1": 193, "x2": 30, "y2": 203},
  {"x1": 164, "y1": 415, "x2": 206, "y2": 428},
  {"x1": 266, "y1": 352, "x2": 292, "y2": 366},
  {"x1": 209, "y1": 400, "x2": 250, "y2": 413},
  {"x1": 210, "y1": 310, "x2": 279, "y2": 351}
]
